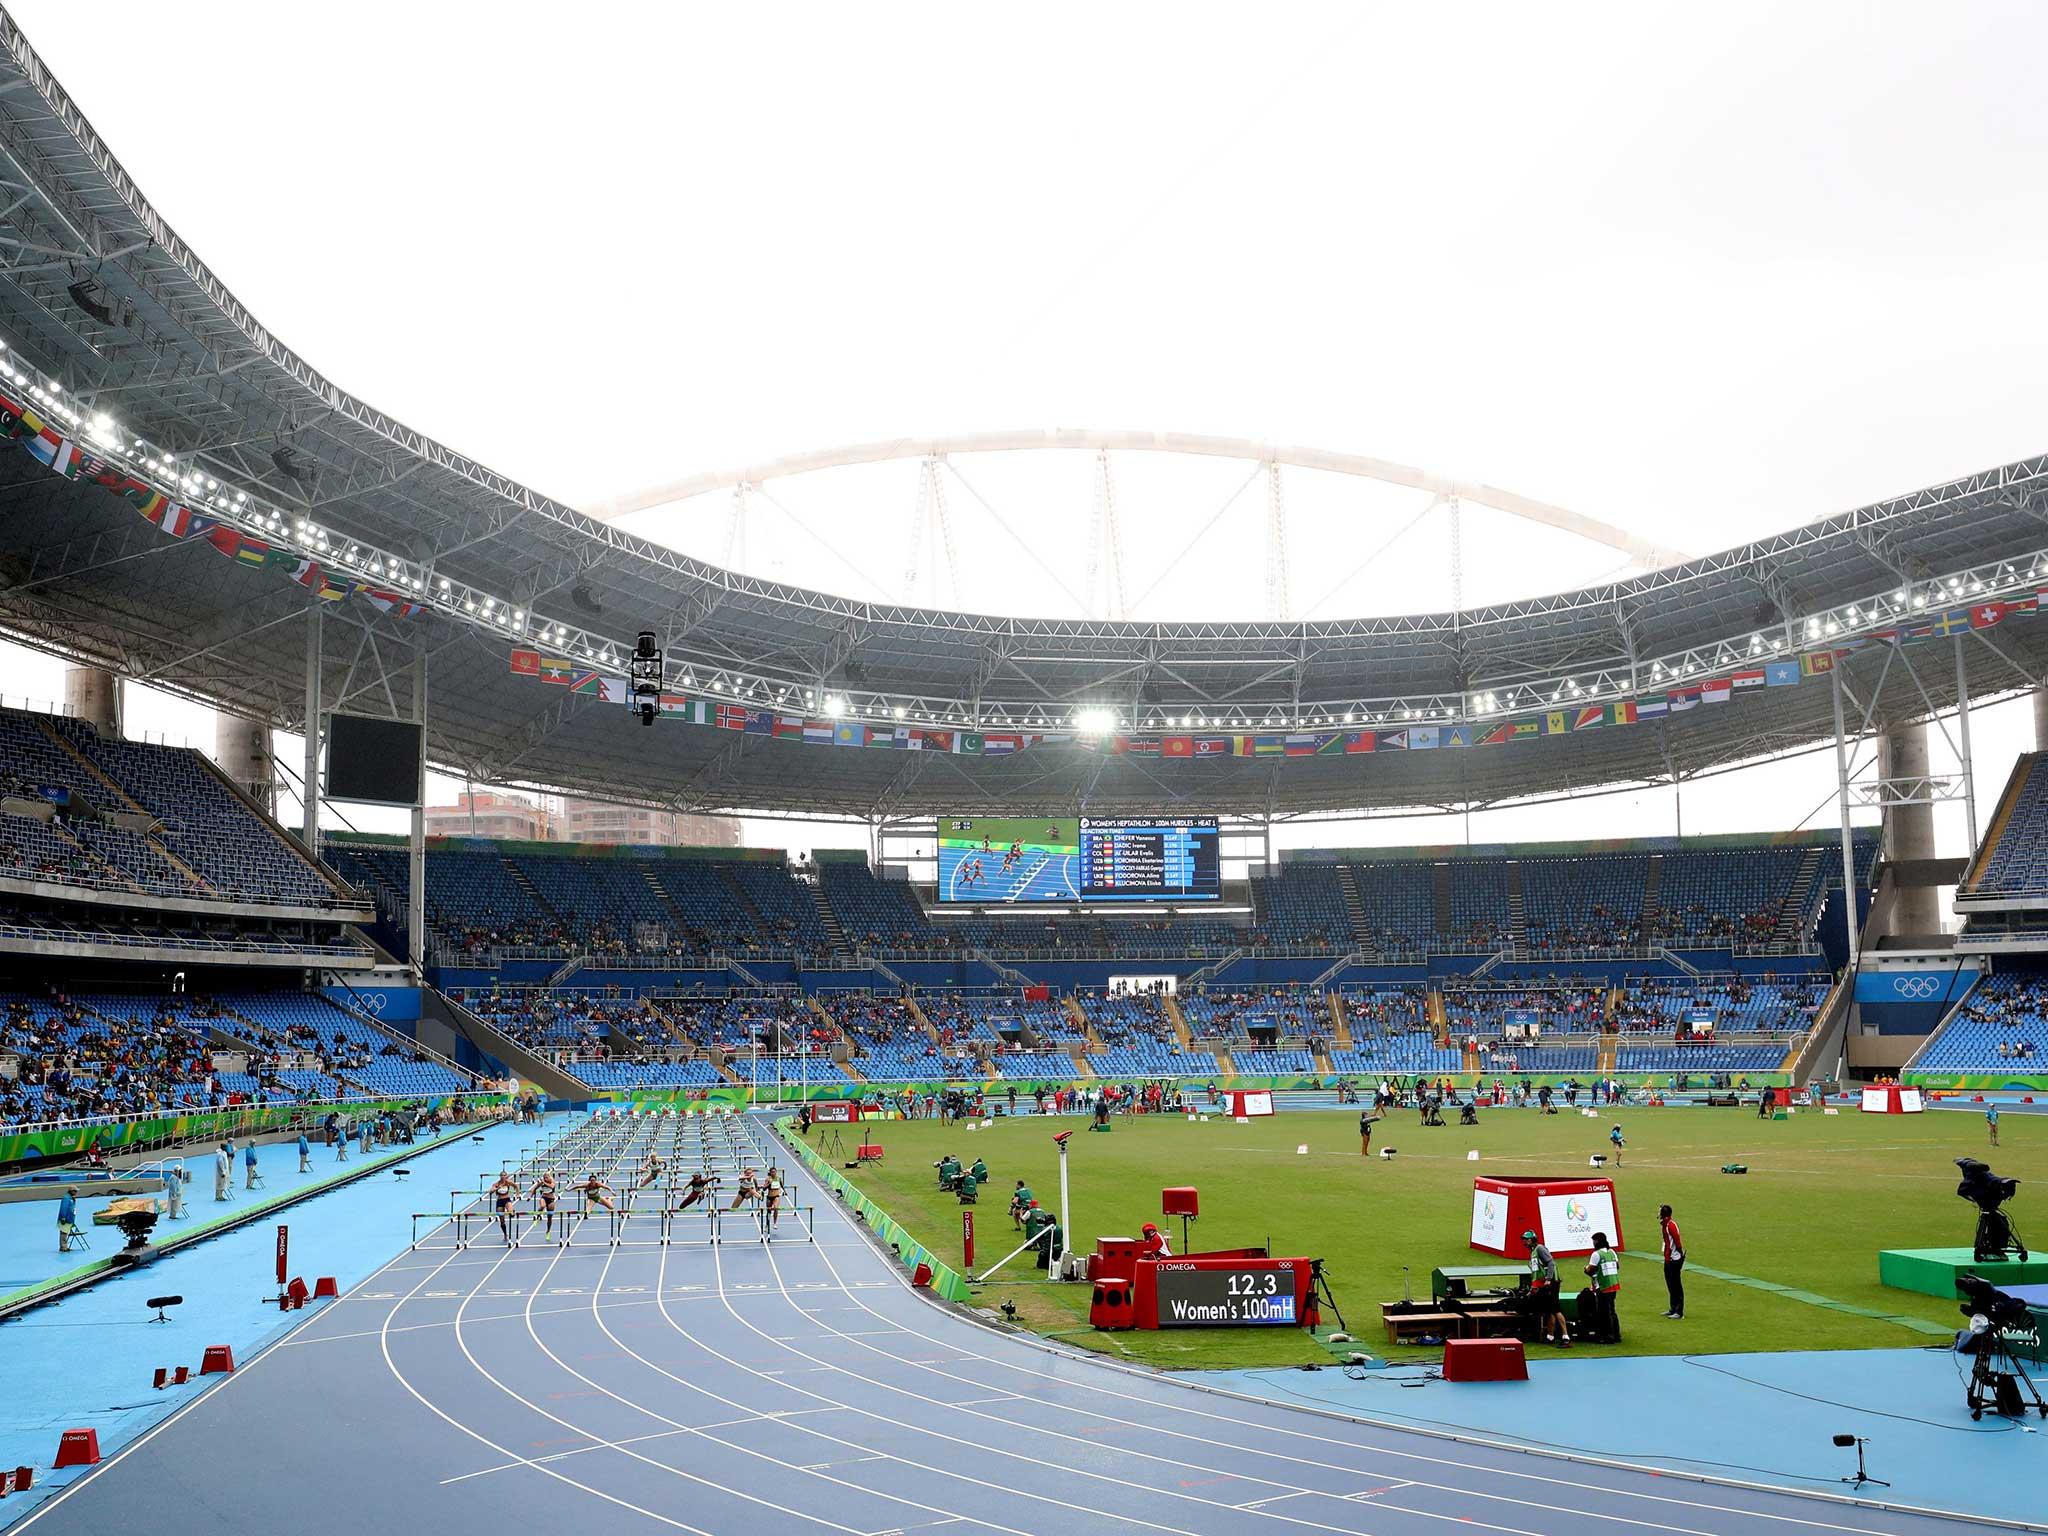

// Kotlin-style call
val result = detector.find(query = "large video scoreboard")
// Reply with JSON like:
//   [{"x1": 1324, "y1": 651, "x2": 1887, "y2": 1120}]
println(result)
[{"x1": 1079, "y1": 816, "x2": 1220, "y2": 902}]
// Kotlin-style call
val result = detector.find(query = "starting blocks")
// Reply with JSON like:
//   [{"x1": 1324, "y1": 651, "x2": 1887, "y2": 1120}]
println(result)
[{"x1": 200, "y1": 1345, "x2": 235, "y2": 1375}]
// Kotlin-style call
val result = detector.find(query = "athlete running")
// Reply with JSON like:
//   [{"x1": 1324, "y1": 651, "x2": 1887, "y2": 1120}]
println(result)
[
  {"x1": 726, "y1": 1166, "x2": 759, "y2": 1211},
  {"x1": 638, "y1": 1151, "x2": 666, "y2": 1190},
  {"x1": 580, "y1": 1171, "x2": 617, "y2": 1214},
  {"x1": 490, "y1": 1170, "x2": 519, "y2": 1244},
  {"x1": 529, "y1": 1168, "x2": 560, "y2": 1235},
  {"x1": 671, "y1": 1170, "x2": 717, "y2": 1213},
  {"x1": 763, "y1": 1168, "x2": 784, "y2": 1231}
]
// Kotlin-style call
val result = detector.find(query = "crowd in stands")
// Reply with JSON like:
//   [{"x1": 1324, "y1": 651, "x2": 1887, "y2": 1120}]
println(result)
[
  {"x1": 1, "y1": 987, "x2": 474, "y2": 1127},
  {"x1": 1918, "y1": 969, "x2": 2048, "y2": 1070}
]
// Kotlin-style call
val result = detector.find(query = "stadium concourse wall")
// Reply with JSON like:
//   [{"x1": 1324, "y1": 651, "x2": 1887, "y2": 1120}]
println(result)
[
  {"x1": 597, "y1": 1068, "x2": 1796, "y2": 1114},
  {"x1": 0, "y1": 1094, "x2": 492, "y2": 1167},
  {"x1": 433, "y1": 950, "x2": 1829, "y2": 996}
]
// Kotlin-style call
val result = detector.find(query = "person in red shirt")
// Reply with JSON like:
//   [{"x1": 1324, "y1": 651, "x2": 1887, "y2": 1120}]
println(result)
[{"x1": 1659, "y1": 1203, "x2": 1685, "y2": 1319}]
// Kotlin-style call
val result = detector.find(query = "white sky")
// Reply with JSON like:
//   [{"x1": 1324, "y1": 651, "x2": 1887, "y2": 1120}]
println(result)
[{"x1": 4, "y1": 2, "x2": 2045, "y2": 880}]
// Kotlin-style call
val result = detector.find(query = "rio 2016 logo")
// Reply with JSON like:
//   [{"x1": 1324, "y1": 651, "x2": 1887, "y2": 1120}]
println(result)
[{"x1": 1565, "y1": 1198, "x2": 1589, "y2": 1224}]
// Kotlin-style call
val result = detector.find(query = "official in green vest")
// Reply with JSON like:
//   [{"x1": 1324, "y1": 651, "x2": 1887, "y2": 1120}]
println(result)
[
  {"x1": 1523, "y1": 1229, "x2": 1569, "y2": 1347},
  {"x1": 936, "y1": 1155, "x2": 961, "y2": 1190},
  {"x1": 1009, "y1": 1180, "x2": 1034, "y2": 1228},
  {"x1": 968, "y1": 1157, "x2": 989, "y2": 1186}
]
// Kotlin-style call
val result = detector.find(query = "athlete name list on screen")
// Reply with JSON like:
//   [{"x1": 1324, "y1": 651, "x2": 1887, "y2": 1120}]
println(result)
[{"x1": 1078, "y1": 816, "x2": 1221, "y2": 902}]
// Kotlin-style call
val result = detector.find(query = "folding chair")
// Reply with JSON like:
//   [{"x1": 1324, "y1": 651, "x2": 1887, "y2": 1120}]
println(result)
[{"x1": 60, "y1": 1222, "x2": 90, "y2": 1253}]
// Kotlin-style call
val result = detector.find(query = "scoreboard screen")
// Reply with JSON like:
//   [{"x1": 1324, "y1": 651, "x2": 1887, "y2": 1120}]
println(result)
[
  {"x1": 1152, "y1": 1260, "x2": 1300, "y2": 1326},
  {"x1": 1078, "y1": 816, "x2": 1220, "y2": 902}
]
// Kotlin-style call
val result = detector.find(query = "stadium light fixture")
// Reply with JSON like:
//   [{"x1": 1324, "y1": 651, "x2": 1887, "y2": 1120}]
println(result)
[
  {"x1": 1073, "y1": 707, "x2": 1116, "y2": 736},
  {"x1": 825, "y1": 695, "x2": 846, "y2": 717}
]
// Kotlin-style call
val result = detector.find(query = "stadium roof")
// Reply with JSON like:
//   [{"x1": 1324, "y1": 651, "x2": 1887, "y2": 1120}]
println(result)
[{"x1": 2, "y1": 11, "x2": 2046, "y2": 825}]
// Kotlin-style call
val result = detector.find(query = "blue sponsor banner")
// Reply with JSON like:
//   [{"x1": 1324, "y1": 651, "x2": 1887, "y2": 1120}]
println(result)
[
  {"x1": 1853, "y1": 967, "x2": 1978, "y2": 1005},
  {"x1": 322, "y1": 984, "x2": 422, "y2": 1022}
]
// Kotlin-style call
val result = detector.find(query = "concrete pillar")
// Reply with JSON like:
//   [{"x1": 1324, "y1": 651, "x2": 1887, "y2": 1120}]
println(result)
[
  {"x1": 1878, "y1": 718, "x2": 1939, "y2": 935},
  {"x1": 213, "y1": 713, "x2": 275, "y2": 815},
  {"x1": 63, "y1": 666, "x2": 121, "y2": 737},
  {"x1": 2034, "y1": 688, "x2": 2048, "y2": 754}
]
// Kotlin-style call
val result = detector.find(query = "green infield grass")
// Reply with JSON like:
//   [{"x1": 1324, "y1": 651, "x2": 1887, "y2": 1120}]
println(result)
[{"x1": 802, "y1": 1100, "x2": 2039, "y2": 1370}]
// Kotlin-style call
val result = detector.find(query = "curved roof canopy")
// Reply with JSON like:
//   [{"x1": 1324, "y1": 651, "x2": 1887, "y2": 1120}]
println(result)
[{"x1": 1, "y1": 13, "x2": 2046, "y2": 823}]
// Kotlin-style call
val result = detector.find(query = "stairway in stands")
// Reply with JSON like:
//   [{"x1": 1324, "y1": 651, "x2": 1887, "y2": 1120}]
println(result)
[
  {"x1": 1432, "y1": 864, "x2": 1454, "y2": 937},
  {"x1": 718, "y1": 866, "x2": 771, "y2": 942},
  {"x1": 503, "y1": 857, "x2": 564, "y2": 930},
  {"x1": 1336, "y1": 865, "x2": 1372, "y2": 951},
  {"x1": 801, "y1": 866, "x2": 853, "y2": 955},
  {"x1": 1642, "y1": 854, "x2": 1665, "y2": 936},
  {"x1": 37, "y1": 718, "x2": 211, "y2": 891},
  {"x1": 1328, "y1": 992, "x2": 1353, "y2": 1050},
  {"x1": 1505, "y1": 862, "x2": 1528, "y2": 953},
  {"x1": 642, "y1": 867, "x2": 689, "y2": 936},
  {"x1": 1771, "y1": 847, "x2": 1826, "y2": 950}
]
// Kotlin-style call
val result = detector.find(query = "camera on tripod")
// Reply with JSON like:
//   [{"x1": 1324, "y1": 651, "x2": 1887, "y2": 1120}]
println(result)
[
  {"x1": 1955, "y1": 1158, "x2": 2027, "y2": 1262},
  {"x1": 1953, "y1": 1272, "x2": 2048, "y2": 1421}
]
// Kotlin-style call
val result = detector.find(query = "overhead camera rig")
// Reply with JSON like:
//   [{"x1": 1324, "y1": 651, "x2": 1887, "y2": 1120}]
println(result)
[{"x1": 631, "y1": 630, "x2": 663, "y2": 726}]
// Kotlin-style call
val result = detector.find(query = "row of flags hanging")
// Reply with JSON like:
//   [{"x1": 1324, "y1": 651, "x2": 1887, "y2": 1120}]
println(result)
[
  {"x1": 509, "y1": 587, "x2": 2042, "y2": 760},
  {"x1": 1, "y1": 386, "x2": 424, "y2": 618},
  {"x1": 11, "y1": 372, "x2": 2037, "y2": 756}
]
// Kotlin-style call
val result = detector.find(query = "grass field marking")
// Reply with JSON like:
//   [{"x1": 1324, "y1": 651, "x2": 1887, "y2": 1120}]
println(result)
[
  {"x1": 1618, "y1": 1252, "x2": 1954, "y2": 1338},
  {"x1": 777, "y1": 1127, "x2": 1950, "y2": 1536},
  {"x1": 767, "y1": 1197, "x2": 1863, "y2": 1536}
]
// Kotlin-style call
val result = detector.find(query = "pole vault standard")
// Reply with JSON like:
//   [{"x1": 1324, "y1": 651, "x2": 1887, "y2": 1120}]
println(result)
[{"x1": 975, "y1": 1128, "x2": 1075, "y2": 1283}]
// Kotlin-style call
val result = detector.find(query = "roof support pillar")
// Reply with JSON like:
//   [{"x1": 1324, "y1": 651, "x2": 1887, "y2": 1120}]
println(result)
[{"x1": 64, "y1": 665, "x2": 121, "y2": 738}]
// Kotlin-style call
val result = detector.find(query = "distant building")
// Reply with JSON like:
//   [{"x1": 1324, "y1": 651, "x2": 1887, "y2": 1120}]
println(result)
[
  {"x1": 559, "y1": 798, "x2": 739, "y2": 849},
  {"x1": 424, "y1": 790, "x2": 550, "y2": 842}
]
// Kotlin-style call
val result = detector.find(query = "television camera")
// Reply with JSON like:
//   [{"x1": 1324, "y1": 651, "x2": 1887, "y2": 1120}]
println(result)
[
  {"x1": 1955, "y1": 1158, "x2": 2027, "y2": 1262},
  {"x1": 1953, "y1": 1272, "x2": 2047, "y2": 1421}
]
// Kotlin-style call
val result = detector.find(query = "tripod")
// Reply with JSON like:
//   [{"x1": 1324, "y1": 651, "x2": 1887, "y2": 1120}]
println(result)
[
  {"x1": 820, "y1": 1127, "x2": 846, "y2": 1161},
  {"x1": 1975, "y1": 1209, "x2": 2029, "y2": 1263},
  {"x1": 1833, "y1": 1436, "x2": 1888, "y2": 1490},
  {"x1": 1967, "y1": 1339, "x2": 2048, "y2": 1421},
  {"x1": 1306, "y1": 1259, "x2": 1347, "y2": 1333}
]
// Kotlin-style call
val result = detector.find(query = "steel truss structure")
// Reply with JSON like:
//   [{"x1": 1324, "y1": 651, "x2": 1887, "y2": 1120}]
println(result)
[{"x1": 1, "y1": 11, "x2": 2046, "y2": 827}]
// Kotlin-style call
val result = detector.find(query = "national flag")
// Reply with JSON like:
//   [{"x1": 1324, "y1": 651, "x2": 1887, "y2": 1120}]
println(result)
[
  {"x1": 312, "y1": 572, "x2": 349, "y2": 601},
  {"x1": 772, "y1": 715, "x2": 805, "y2": 739},
  {"x1": 1800, "y1": 651, "x2": 1834, "y2": 677},
  {"x1": 1730, "y1": 668, "x2": 1767, "y2": 689},
  {"x1": 983, "y1": 733, "x2": 1025, "y2": 755},
  {"x1": 597, "y1": 677, "x2": 629, "y2": 705},
  {"x1": 1930, "y1": 607, "x2": 1971, "y2": 638},
  {"x1": 1282, "y1": 733, "x2": 1323, "y2": 756},
  {"x1": 955, "y1": 732, "x2": 984, "y2": 756},
  {"x1": 1036, "y1": 732, "x2": 1073, "y2": 748},
  {"x1": 288, "y1": 558, "x2": 325, "y2": 592},
  {"x1": 1700, "y1": 678, "x2": 1732, "y2": 705},
  {"x1": 1667, "y1": 687, "x2": 1699, "y2": 713},
  {"x1": 231, "y1": 534, "x2": 272, "y2": 569},
  {"x1": 537, "y1": 657, "x2": 575, "y2": 684},
  {"x1": 1342, "y1": 730, "x2": 1376, "y2": 754},
  {"x1": 0, "y1": 392, "x2": 46, "y2": 439},
  {"x1": 205, "y1": 526, "x2": 243, "y2": 563},
  {"x1": 1545, "y1": 710, "x2": 1568, "y2": 736},
  {"x1": 1764, "y1": 660, "x2": 1800, "y2": 687},
  {"x1": 802, "y1": 720, "x2": 834, "y2": 744},
  {"x1": 69, "y1": 451, "x2": 114, "y2": 484},
  {"x1": 566, "y1": 670, "x2": 606, "y2": 695},
  {"x1": 1251, "y1": 735, "x2": 1286, "y2": 756},
  {"x1": 707, "y1": 703, "x2": 744, "y2": 731},
  {"x1": 510, "y1": 650, "x2": 541, "y2": 676},
  {"x1": 1572, "y1": 705, "x2": 1605, "y2": 731},
  {"x1": 832, "y1": 721, "x2": 866, "y2": 746},
  {"x1": 1194, "y1": 736, "x2": 1233, "y2": 757},
  {"x1": 1476, "y1": 723, "x2": 1511, "y2": 746},
  {"x1": 917, "y1": 728, "x2": 954, "y2": 752},
  {"x1": 1636, "y1": 697, "x2": 1669, "y2": 720},
  {"x1": 1161, "y1": 736, "x2": 1194, "y2": 758},
  {"x1": 1377, "y1": 729, "x2": 1408, "y2": 751},
  {"x1": 23, "y1": 431, "x2": 73, "y2": 474},
  {"x1": 1442, "y1": 724, "x2": 1472, "y2": 749},
  {"x1": 357, "y1": 587, "x2": 423, "y2": 618},
  {"x1": 1119, "y1": 736, "x2": 1160, "y2": 755},
  {"x1": 740, "y1": 709, "x2": 774, "y2": 734},
  {"x1": 1612, "y1": 700, "x2": 1638, "y2": 725},
  {"x1": 1509, "y1": 719, "x2": 1541, "y2": 740},
  {"x1": 1409, "y1": 725, "x2": 1439, "y2": 750},
  {"x1": 1971, "y1": 601, "x2": 2011, "y2": 630}
]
